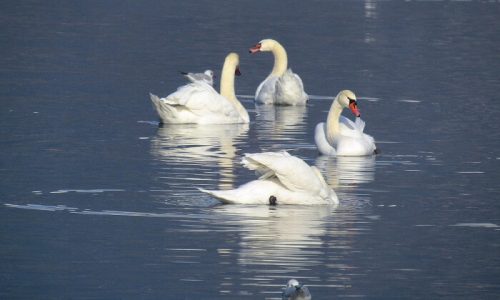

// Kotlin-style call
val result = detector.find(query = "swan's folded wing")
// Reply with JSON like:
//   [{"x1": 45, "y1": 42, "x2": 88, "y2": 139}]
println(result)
[
  {"x1": 275, "y1": 69, "x2": 308, "y2": 104},
  {"x1": 164, "y1": 82, "x2": 232, "y2": 116},
  {"x1": 242, "y1": 152, "x2": 323, "y2": 194},
  {"x1": 255, "y1": 76, "x2": 278, "y2": 104},
  {"x1": 165, "y1": 82, "x2": 214, "y2": 106}
]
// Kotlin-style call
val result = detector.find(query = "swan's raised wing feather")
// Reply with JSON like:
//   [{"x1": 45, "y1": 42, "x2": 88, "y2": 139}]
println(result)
[
  {"x1": 338, "y1": 116, "x2": 368, "y2": 138},
  {"x1": 242, "y1": 152, "x2": 324, "y2": 194}
]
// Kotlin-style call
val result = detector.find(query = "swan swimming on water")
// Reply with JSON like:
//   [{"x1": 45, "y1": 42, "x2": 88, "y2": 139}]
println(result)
[
  {"x1": 249, "y1": 39, "x2": 308, "y2": 106},
  {"x1": 314, "y1": 90, "x2": 377, "y2": 156},
  {"x1": 150, "y1": 53, "x2": 249, "y2": 124},
  {"x1": 199, "y1": 151, "x2": 337, "y2": 205}
]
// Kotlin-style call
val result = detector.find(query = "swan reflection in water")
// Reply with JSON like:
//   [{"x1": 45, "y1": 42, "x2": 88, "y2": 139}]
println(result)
[
  {"x1": 150, "y1": 124, "x2": 249, "y2": 197},
  {"x1": 315, "y1": 155, "x2": 376, "y2": 190},
  {"x1": 254, "y1": 104, "x2": 309, "y2": 150},
  {"x1": 213, "y1": 204, "x2": 333, "y2": 293},
  {"x1": 211, "y1": 199, "x2": 374, "y2": 296}
]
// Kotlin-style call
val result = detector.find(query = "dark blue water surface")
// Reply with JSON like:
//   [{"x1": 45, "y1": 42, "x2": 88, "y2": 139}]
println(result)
[{"x1": 1, "y1": 1, "x2": 500, "y2": 299}]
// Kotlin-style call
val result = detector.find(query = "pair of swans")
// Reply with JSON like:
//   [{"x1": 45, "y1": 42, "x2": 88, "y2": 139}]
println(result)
[
  {"x1": 199, "y1": 91, "x2": 376, "y2": 205},
  {"x1": 149, "y1": 39, "x2": 307, "y2": 125}
]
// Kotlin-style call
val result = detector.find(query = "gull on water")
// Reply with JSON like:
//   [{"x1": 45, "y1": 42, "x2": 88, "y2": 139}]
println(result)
[{"x1": 282, "y1": 279, "x2": 312, "y2": 300}]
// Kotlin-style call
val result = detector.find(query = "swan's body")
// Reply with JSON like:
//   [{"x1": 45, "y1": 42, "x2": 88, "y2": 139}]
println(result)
[
  {"x1": 250, "y1": 39, "x2": 308, "y2": 105},
  {"x1": 282, "y1": 279, "x2": 312, "y2": 300},
  {"x1": 150, "y1": 53, "x2": 249, "y2": 124},
  {"x1": 314, "y1": 90, "x2": 376, "y2": 156},
  {"x1": 200, "y1": 151, "x2": 337, "y2": 205},
  {"x1": 180, "y1": 69, "x2": 214, "y2": 86}
]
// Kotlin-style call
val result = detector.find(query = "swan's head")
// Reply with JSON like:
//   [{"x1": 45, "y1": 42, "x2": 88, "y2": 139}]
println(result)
[
  {"x1": 204, "y1": 69, "x2": 215, "y2": 78},
  {"x1": 337, "y1": 90, "x2": 361, "y2": 117},
  {"x1": 249, "y1": 39, "x2": 277, "y2": 53},
  {"x1": 224, "y1": 53, "x2": 241, "y2": 76}
]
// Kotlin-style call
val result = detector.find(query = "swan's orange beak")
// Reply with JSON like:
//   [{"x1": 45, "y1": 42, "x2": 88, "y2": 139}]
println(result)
[
  {"x1": 349, "y1": 100, "x2": 361, "y2": 117},
  {"x1": 249, "y1": 43, "x2": 262, "y2": 54},
  {"x1": 235, "y1": 67, "x2": 241, "y2": 76}
]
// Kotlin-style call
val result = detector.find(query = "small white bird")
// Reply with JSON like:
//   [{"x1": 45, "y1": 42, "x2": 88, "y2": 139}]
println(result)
[
  {"x1": 180, "y1": 69, "x2": 215, "y2": 86},
  {"x1": 282, "y1": 279, "x2": 312, "y2": 300}
]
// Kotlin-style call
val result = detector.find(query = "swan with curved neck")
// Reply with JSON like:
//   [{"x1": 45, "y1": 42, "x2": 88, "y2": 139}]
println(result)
[
  {"x1": 315, "y1": 90, "x2": 377, "y2": 156},
  {"x1": 150, "y1": 53, "x2": 249, "y2": 124},
  {"x1": 249, "y1": 39, "x2": 308, "y2": 106}
]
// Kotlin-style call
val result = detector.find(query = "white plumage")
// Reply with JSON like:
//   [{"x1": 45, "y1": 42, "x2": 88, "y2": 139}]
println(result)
[
  {"x1": 315, "y1": 90, "x2": 377, "y2": 156},
  {"x1": 150, "y1": 53, "x2": 249, "y2": 124},
  {"x1": 250, "y1": 39, "x2": 308, "y2": 105},
  {"x1": 200, "y1": 151, "x2": 337, "y2": 205}
]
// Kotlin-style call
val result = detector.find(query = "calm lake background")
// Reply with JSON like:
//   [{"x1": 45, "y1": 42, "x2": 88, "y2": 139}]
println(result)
[{"x1": 1, "y1": 0, "x2": 500, "y2": 299}]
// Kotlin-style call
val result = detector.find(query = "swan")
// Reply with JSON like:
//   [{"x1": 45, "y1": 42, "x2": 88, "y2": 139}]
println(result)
[
  {"x1": 150, "y1": 53, "x2": 249, "y2": 124},
  {"x1": 314, "y1": 90, "x2": 377, "y2": 156},
  {"x1": 199, "y1": 151, "x2": 338, "y2": 205},
  {"x1": 282, "y1": 279, "x2": 312, "y2": 300},
  {"x1": 249, "y1": 39, "x2": 308, "y2": 105},
  {"x1": 180, "y1": 69, "x2": 214, "y2": 86}
]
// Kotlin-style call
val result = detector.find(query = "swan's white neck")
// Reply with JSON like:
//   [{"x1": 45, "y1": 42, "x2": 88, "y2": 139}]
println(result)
[
  {"x1": 220, "y1": 61, "x2": 249, "y2": 122},
  {"x1": 220, "y1": 62, "x2": 236, "y2": 102},
  {"x1": 269, "y1": 42, "x2": 288, "y2": 77},
  {"x1": 325, "y1": 98, "x2": 343, "y2": 145}
]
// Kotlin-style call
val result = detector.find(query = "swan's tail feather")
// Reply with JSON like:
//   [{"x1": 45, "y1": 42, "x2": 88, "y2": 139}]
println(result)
[
  {"x1": 150, "y1": 93, "x2": 178, "y2": 122},
  {"x1": 150, "y1": 93, "x2": 164, "y2": 112},
  {"x1": 150, "y1": 92, "x2": 160, "y2": 105}
]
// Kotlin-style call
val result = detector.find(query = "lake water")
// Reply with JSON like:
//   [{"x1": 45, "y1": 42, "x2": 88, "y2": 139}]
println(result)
[{"x1": 1, "y1": 0, "x2": 500, "y2": 299}]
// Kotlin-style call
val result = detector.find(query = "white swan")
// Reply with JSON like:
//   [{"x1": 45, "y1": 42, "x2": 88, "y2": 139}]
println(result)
[
  {"x1": 314, "y1": 90, "x2": 377, "y2": 156},
  {"x1": 249, "y1": 39, "x2": 308, "y2": 106},
  {"x1": 150, "y1": 53, "x2": 249, "y2": 124},
  {"x1": 199, "y1": 151, "x2": 337, "y2": 205},
  {"x1": 180, "y1": 69, "x2": 214, "y2": 86}
]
